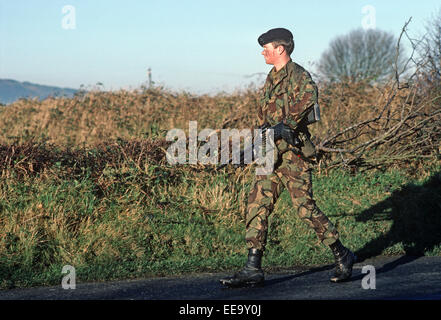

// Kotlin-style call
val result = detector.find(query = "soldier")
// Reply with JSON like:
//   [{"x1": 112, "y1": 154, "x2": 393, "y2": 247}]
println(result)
[{"x1": 220, "y1": 28, "x2": 356, "y2": 288}]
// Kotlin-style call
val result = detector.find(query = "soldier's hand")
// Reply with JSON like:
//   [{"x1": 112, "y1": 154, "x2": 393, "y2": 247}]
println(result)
[{"x1": 273, "y1": 122, "x2": 298, "y2": 146}]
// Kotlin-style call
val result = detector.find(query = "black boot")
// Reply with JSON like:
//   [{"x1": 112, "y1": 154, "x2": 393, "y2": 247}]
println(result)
[
  {"x1": 219, "y1": 248, "x2": 264, "y2": 288},
  {"x1": 329, "y1": 240, "x2": 356, "y2": 283}
]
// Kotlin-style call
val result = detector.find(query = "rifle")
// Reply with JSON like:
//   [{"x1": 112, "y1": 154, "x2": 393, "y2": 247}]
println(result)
[{"x1": 216, "y1": 121, "x2": 301, "y2": 170}]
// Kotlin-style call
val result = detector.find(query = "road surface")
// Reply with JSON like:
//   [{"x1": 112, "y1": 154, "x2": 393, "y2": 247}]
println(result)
[{"x1": 1, "y1": 255, "x2": 440, "y2": 300}]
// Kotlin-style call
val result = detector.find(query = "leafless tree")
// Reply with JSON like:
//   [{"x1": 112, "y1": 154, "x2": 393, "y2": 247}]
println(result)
[
  {"x1": 417, "y1": 9, "x2": 441, "y2": 90},
  {"x1": 318, "y1": 28, "x2": 407, "y2": 84},
  {"x1": 315, "y1": 19, "x2": 441, "y2": 171}
]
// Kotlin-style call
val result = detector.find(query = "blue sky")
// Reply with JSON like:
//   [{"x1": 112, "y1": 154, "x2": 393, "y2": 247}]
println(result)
[{"x1": 1, "y1": 0, "x2": 440, "y2": 93}]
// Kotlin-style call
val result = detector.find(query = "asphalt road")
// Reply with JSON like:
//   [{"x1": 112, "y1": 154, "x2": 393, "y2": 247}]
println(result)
[{"x1": 1, "y1": 255, "x2": 440, "y2": 300}]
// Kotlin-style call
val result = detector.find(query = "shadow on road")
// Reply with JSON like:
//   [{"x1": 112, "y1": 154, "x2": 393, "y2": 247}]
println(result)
[
  {"x1": 263, "y1": 264, "x2": 335, "y2": 287},
  {"x1": 348, "y1": 255, "x2": 422, "y2": 283},
  {"x1": 353, "y1": 170, "x2": 441, "y2": 271}
]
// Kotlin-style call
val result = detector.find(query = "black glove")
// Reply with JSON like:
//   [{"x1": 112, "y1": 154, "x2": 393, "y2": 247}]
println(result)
[{"x1": 272, "y1": 122, "x2": 299, "y2": 146}]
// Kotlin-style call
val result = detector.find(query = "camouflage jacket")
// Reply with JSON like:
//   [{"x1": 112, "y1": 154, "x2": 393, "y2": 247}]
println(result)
[{"x1": 258, "y1": 60, "x2": 318, "y2": 155}]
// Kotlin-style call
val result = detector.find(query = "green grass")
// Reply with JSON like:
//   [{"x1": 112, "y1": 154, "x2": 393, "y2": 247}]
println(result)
[{"x1": 1, "y1": 157, "x2": 440, "y2": 289}]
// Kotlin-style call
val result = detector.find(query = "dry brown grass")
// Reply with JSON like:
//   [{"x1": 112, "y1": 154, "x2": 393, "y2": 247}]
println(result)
[
  {"x1": 0, "y1": 80, "x2": 439, "y2": 171},
  {"x1": 0, "y1": 87, "x2": 258, "y2": 147}
]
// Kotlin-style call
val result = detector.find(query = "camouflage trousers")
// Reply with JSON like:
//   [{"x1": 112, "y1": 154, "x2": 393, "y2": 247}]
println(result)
[{"x1": 245, "y1": 150, "x2": 339, "y2": 251}]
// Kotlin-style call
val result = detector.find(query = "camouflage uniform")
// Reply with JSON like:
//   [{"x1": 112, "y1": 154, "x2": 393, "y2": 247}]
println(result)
[{"x1": 245, "y1": 60, "x2": 339, "y2": 251}]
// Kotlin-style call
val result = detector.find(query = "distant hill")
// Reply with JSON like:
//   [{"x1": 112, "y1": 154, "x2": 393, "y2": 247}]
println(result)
[{"x1": 0, "y1": 79, "x2": 78, "y2": 105}]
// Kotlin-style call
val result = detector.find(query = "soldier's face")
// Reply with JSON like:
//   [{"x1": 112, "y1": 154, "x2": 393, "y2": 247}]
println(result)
[
  {"x1": 262, "y1": 43, "x2": 283, "y2": 65},
  {"x1": 261, "y1": 43, "x2": 279, "y2": 65}
]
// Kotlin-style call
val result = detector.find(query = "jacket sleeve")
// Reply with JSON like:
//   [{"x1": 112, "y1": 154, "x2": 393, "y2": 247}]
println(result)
[
  {"x1": 284, "y1": 70, "x2": 318, "y2": 131},
  {"x1": 256, "y1": 80, "x2": 271, "y2": 128}
]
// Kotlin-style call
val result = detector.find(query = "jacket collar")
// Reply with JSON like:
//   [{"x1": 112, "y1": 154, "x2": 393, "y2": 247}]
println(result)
[{"x1": 268, "y1": 59, "x2": 292, "y2": 88}]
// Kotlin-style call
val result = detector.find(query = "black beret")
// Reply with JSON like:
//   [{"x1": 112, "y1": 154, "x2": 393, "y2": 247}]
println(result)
[{"x1": 258, "y1": 28, "x2": 293, "y2": 46}]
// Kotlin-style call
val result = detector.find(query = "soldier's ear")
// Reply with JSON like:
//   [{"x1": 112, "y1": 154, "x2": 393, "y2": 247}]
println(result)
[{"x1": 277, "y1": 45, "x2": 286, "y2": 55}]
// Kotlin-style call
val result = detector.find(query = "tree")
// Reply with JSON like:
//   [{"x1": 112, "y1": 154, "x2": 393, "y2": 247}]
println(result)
[
  {"x1": 317, "y1": 28, "x2": 406, "y2": 83},
  {"x1": 313, "y1": 21, "x2": 441, "y2": 171},
  {"x1": 417, "y1": 9, "x2": 441, "y2": 88}
]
